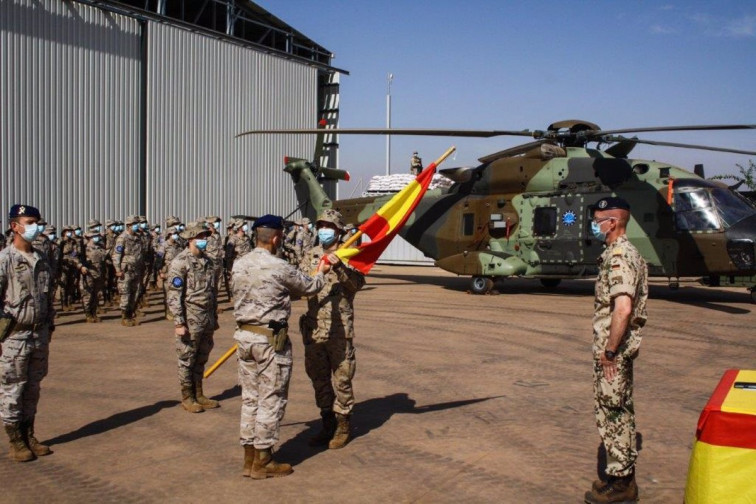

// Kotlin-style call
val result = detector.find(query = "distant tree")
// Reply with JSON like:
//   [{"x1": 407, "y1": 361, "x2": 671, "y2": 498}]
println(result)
[{"x1": 710, "y1": 160, "x2": 756, "y2": 191}]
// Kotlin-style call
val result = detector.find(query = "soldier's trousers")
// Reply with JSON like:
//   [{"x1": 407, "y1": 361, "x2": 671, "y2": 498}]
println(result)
[
  {"x1": 0, "y1": 329, "x2": 50, "y2": 424},
  {"x1": 80, "y1": 274, "x2": 104, "y2": 316},
  {"x1": 118, "y1": 267, "x2": 142, "y2": 313},
  {"x1": 60, "y1": 267, "x2": 76, "y2": 307},
  {"x1": 593, "y1": 355, "x2": 637, "y2": 477},
  {"x1": 235, "y1": 329, "x2": 292, "y2": 449},
  {"x1": 304, "y1": 333, "x2": 356, "y2": 415},
  {"x1": 175, "y1": 326, "x2": 214, "y2": 387}
]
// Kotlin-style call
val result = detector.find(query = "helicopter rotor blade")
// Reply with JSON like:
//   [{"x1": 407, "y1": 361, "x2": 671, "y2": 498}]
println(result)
[
  {"x1": 603, "y1": 135, "x2": 756, "y2": 155},
  {"x1": 593, "y1": 124, "x2": 756, "y2": 137},
  {"x1": 237, "y1": 128, "x2": 536, "y2": 139}
]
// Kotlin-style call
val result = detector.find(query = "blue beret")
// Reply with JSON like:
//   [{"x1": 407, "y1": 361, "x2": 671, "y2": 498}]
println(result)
[
  {"x1": 9, "y1": 204, "x2": 41, "y2": 220},
  {"x1": 592, "y1": 197, "x2": 630, "y2": 211},
  {"x1": 253, "y1": 214, "x2": 284, "y2": 230}
]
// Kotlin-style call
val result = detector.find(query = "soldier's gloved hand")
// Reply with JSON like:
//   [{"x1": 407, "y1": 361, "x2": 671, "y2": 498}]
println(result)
[{"x1": 174, "y1": 324, "x2": 188, "y2": 337}]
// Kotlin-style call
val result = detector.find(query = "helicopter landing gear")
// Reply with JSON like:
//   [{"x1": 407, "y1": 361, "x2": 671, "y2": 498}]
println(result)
[
  {"x1": 750, "y1": 287, "x2": 756, "y2": 304},
  {"x1": 540, "y1": 278, "x2": 561, "y2": 289},
  {"x1": 470, "y1": 276, "x2": 494, "y2": 295}
]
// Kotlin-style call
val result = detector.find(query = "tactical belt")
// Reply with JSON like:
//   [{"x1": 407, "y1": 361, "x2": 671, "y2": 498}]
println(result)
[
  {"x1": 237, "y1": 323, "x2": 274, "y2": 337},
  {"x1": 12, "y1": 322, "x2": 47, "y2": 332},
  {"x1": 237, "y1": 323, "x2": 288, "y2": 351}
]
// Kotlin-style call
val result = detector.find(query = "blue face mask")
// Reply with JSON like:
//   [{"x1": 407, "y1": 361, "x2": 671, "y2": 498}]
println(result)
[
  {"x1": 93, "y1": 236, "x2": 102, "y2": 244},
  {"x1": 213, "y1": 222, "x2": 220, "y2": 230},
  {"x1": 37, "y1": 224, "x2": 45, "y2": 233},
  {"x1": 132, "y1": 224, "x2": 139, "y2": 232},
  {"x1": 194, "y1": 239, "x2": 208, "y2": 251},
  {"x1": 155, "y1": 227, "x2": 161, "y2": 234},
  {"x1": 179, "y1": 224, "x2": 185, "y2": 231},
  {"x1": 94, "y1": 226, "x2": 101, "y2": 233},
  {"x1": 318, "y1": 228, "x2": 337, "y2": 246},
  {"x1": 65, "y1": 231, "x2": 73, "y2": 238},
  {"x1": 48, "y1": 233, "x2": 57, "y2": 241},
  {"x1": 591, "y1": 218, "x2": 614, "y2": 242},
  {"x1": 171, "y1": 233, "x2": 179, "y2": 241},
  {"x1": 110, "y1": 225, "x2": 117, "y2": 232},
  {"x1": 242, "y1": 224, "x2": 249, "y2": 233},
  {"x1": 75, "y1": 229, "x2": 82, "y2": 236},
  {"x1": 140, "y1": 222, "x2": 148, "y2": 229},
  {"x1": 21, "y1": 223, "x2": 41, "y2": 242}
]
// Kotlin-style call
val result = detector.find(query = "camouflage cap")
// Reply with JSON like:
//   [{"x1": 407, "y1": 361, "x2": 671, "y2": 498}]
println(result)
[
  {"x1": 38, "y1": 218, "x2": 48, "y2": 226},
  {"x1": 232, "y1": 218, "x2": 246, "y2": 231},
  {"x1": 316, "y1": 209, "x2": 345, "y2": 231},
  {"x1": 61, "y1": 224, "x2": 74, "y2": 232},
  {"x1": 165, "y1": 215, "x2": 181, "y2": 227},
  {"x1": 298, "y1": 217, "x2": 311, "y2": 226},
  {"x1": 45, "y1": 225, "x2": 57, "y2": 234},
  {"x1": 180, "y1": 221, "x2": 208, "y2": 240},
  {"x1": 125, "y1": 215, "x2": 140, "y2": 225},
  {"x1": 104, "y1": 219, "x2": 115, "y2": 227},
  {"x1": 87, "y1": 218, "x2": 102, "y2": 229},
  {"x1": 205, "y1": 215, "x2": 221, "y2": 223},
  {"x1": 84, "y1": 231, "x2": 100, "y2": 239},
  {"x1": 138, "y1": 215, "x2": 148, "y2": 223}
]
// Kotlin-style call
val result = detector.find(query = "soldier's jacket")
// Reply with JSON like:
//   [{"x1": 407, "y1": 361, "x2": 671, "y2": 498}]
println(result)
[
  {"x1": 592, "y1": 235, "x2": 648, "y2": 359},
  {"x1": 48, "y1": 241, "x2": 61, "y2": 279},
  {"x1": 299, "y1": 245, "x2": 365, "y2": 341},
  {"x1": 206, "y1": 232, "x2": 224, "y2": 264},
  {"x1": 32, "y1": 235, "x2": 52, "y2": 262},
  {"x1": 0, "y1": 245, "x2": 55, "y2": 328},
  {"x1": 112, "y1": 232, "x2": 145, "y2": 274},
  {"x1": 105, "y1": 230, "x2": 118, "y2": 254},
  {"x1": 225, "y1": 234, "x2": 252, "y2": 266},
  {"x1": 166, "y1": 249, "x2": 217, "y2": 330},
  {"x1": 232, "y1": 248, "x2": 326, "y2": 325},
  {"x1": 61, "y1": 237, "x2": 82, "y2": 271},
  {"x1": 159, "y1": 239, "x2": 184, "y2": 274},
  {"x1": 82, "y1": 242, "x2": 109, "y2": 281}
]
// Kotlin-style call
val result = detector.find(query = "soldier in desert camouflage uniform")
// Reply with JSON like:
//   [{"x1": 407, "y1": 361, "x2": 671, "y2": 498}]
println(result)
[
  {"x1": 166, "y1": 222, "x2": 219, "y2": 414},
  {"x1": 204, "y1": 216, "x2": 225, "y2": 301},
  {"x1": 112, "y1": 215, "x2": 144, "y2": 326},
  {"x1": 0, "y1": 204, "x2": 55, "y2": 462},
  {"x1": 299, "y1": 209, "x2": 365, "y2": 449},
  {"x1": 231, "y1": 214, "x2": 333, "y2": 479},
  {"x1": 79, "y1": 231, "x2": 109, "y2": 323},
  {"x1": 584, "y1": 197, "x2": 647, "y2": 504},
  {"x1": 225, "y1": 219, "x2": 252, "y2": 290},
  {"x1": 159, "y1": 225, "x2": 184, "y2": 320},
  {"x1": 59, "y1": 225, "x2": 81, "y2": 312}
]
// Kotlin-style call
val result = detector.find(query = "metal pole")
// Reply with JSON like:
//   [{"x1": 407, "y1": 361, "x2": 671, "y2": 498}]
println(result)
[{"x1": 386, "y1": 73, "x2": 393, "y2": 175}]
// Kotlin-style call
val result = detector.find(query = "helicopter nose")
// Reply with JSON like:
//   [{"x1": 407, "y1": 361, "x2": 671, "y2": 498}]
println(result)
[{"x1": 724, "y1": 214, "x2": 756, "y2": 271}]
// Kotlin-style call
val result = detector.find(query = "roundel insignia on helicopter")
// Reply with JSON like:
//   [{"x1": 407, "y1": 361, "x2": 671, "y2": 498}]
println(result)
[{"x1": 562, "y1": 211, "x2": 577, "y2": 226}]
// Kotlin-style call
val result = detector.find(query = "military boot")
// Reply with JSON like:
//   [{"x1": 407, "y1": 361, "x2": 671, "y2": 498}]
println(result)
[
  {"x1": 121, "y1": 310, "x2": 130, "y2": 327},
  {"x1": 584, "y1": 471, "x2": 638, "y2": 504},
  {"x1": 242, "y1": 445, "x2": 255, "y2": 477},
  {"x1": 23, "y1": 418, "x2": 51, "y2": 457},
  {"x1": 180, "y1": 386, "x2": 204, "y2": 413},
  {"x1": 4, "y1": 423, "x2": 34, "y2": 462},
  {"x1": 85, "y1": 314, "x2": 96, "y2": 323},
  {"x1": 251, "y1": 447, "x2": 293, "y2": 479},
  {"x1": 328, "y1": 413, "x2": 351, "y2": 449},
  {"x1": 194, "y1": 380, "x2": 219, "y2": 409},
  {"x1": 309, "y1": 409, "x2": 336, "y2": 447}
]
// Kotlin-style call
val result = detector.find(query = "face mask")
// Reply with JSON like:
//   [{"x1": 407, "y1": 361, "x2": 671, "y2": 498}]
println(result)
[
  {"x1": 194, "y1": 239, "x2": 208, "y2": 251},
  {"x1": 591, "y1": 219, "x2": 614, "y2": 242},
  {"x1": 213, "y1": 222, "x2": 220, "y2": 230},
  {"x1": 318, "y1": 228, "x2": 337, "y2": 246},
  {"x1": 20, "y1": 223, "x2": 41, "y2": 242},
  {"x1": 308, "y1": 223, "x2": 314, "y2": 231},
  {"x1": 140, "y1": 222, "x2": 148, "y2": 229},
  {"x1": 155, "y1": 227, "x2": 161, "y2": 234},
  {"x1": 65, "y1": 231, "x2": 73, "y2": 238},
  {"x1": 94, "y1": 226, "x2": 101, "y2": 233},
  {"x1": 75, "y1": 229, "x2": 82, "y2": 236},
  {"x1": 179, "y1": 224, "x2": 185, "y2": 231},
  {"x1": 118, "y1": 225, "x2": 124, "y2": 232},
  {"x1": 171, "y1": 233, "x2": 179, "y2": 241},
  {"x1": 93, "y1": 236, "x2": 102, "y2": 244},
  {"x1": 132, "y1": 224, "x2": 139, "y2": 232},
  {"x1": 110, "y1": 225, "x2": 117, "y2": 232},
  {"x1": 48, "y1": 234, "x2": 57, "y2": 241},
  {"x1": 37, "y1": 224, "x2": 45, "y2": 233},
  {"x1": 242, "y1": 224, "x2": 249, "y2": 233}
]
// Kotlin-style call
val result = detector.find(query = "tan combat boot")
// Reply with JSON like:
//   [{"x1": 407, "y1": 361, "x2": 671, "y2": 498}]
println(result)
[
  {"x1": 180, "y1": 386, "x2": 204, "y2": 413},
  {"x1": 194, "y1": 380, "x2": 219, "y2": 409},
  {"x1": 23, "y1": 418, "x2": 51, "y2": 457},
  {"x1": 309, "y1": 409, "x2": 336, "y2": 447},
  {"x1": 5, "y1": 423, "x2": 34, "y2": 462},
  {"x1": 328, "y1": 413, "x2": 351, "y2": 449},
  {"x1": 121, "y1": 310, "x2": 130, "y2": 327},
  {"x1": 85, "y1": 314, "x2": 95, "y2": 323},
  {"x1": 251, "y1": 447, "x2": 293, "y2": 479},
  {"x1": 242, "y1": 445, "x2": 255, "y2": 477},
  {"x1": 584, "y1": 471, "x2": 638, "y2": 504}
]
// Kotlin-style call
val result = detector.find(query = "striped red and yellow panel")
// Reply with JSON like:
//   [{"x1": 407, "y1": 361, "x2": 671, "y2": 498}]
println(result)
[{"x1": 684, "y1": 369, "x2": 756, "y2": 504}]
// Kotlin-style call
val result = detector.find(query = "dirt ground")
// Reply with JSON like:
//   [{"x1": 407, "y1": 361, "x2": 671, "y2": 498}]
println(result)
[{"x1": 1, "y1": 265, "x2": 754, "y2": 503}]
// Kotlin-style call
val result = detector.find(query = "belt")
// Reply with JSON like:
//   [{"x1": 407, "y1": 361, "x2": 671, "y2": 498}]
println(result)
[
  {"x1": 13, "y1": 322, "x2": 47, "y2": 332},
  {"x1": 237, "y1": 323, "x2": 274, "y2": 337}
]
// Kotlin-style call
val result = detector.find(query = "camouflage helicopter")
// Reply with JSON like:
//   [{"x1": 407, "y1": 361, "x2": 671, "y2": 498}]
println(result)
[{"x1": 241, "y1": 120, "x2": 756, "y2": 301}]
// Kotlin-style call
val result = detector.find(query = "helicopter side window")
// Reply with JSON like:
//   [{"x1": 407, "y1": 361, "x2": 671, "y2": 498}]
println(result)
[
  {"x1": 462, "y1": 213, "x2": 475, "y2": 236},
  {"x1": 533, "y1": 207, "x2": 557, "y2": 236},
  {"x1": 674, "y1": 187, "x2": 720, "y2": 231}
]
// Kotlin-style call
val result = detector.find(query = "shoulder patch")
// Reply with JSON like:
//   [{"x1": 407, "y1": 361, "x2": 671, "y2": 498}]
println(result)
[
  {"x1": 171, "y1": 277, "x2": 184, "y2": 288},
  {"x1": 612, "y1": 248, "x2": 624, "y2": 256},
  {"x1": 116, "y1": 245, "x2": 124, "y2": 253}
]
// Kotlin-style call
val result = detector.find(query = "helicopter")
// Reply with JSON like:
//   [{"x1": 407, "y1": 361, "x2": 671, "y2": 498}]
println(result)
[{"x1": 240, "y1": 120, "x2": 756, "y2": 302}]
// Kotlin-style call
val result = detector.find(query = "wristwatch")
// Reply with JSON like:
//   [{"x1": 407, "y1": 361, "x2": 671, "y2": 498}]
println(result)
[{"x1": 604, "y1": 349, "x2": 617, "y2": 360}]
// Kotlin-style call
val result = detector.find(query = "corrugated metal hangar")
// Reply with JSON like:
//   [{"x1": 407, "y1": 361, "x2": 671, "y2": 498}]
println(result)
[{"x1": 1, "y1": 0, "x2": 342, "y2": 228}]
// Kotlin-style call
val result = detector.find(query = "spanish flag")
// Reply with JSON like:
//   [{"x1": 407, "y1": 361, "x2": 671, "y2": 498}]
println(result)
[
  {"x1": 335, "y1": 146, "x2": 456, "y2": 274},
  {"x1": 684, "y1": 369, "x2": 756, "y2": 503}
]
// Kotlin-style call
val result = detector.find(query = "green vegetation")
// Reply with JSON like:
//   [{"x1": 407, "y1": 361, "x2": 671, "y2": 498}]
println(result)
[{"x1": 710, "y1": 160, "x2": 756, "y2": 191}]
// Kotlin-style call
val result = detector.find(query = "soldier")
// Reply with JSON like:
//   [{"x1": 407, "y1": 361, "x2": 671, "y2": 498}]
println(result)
[
  {"x1": 225, "y1": 219, "x2": 252, "y2": 285},
  {"x1": 285, "y1": 218, "x2": 314, "y2": 266},
  {"x1": 0, "y1": 204, "x2": 55, "y2": 462},
  {"x1": 32, "y1": 219, "x2": 53, "y2": 261},
  {"x1": 60, "y1": 225, "x2": 83, "y2": 312},
  {"x1": 204, "y1": 216, "x2": 225, "y2": 302},
  {"x1": 103, "y1": 220, "x2": 119, "y2": 307},
  {"x1": 79, "y1": 231, "x2": 109, "y2": 323},
  {"x1": 232, "y1": 214, "x2": 333, "y2": 479},
  {"x1": 112, "y1": 215, "x2": 145, "y2": 326},
  {"x1": 137, "y1": 216, "x2": 153, "y2": 307},
  {"x1": 166, "y1": 222, "x2": 219, "y2": 414},
  {"x1": 159, "y1": 225, "x2": 184, "y2": 320},
  {"x1": 150, "y1": 224, "x2": 163, "y2": 290},
  {"x1": 584, "y1": 197, "x2": 648, "y2": 504},
  {"x1": 410, "y1": 151, "x2": 423, "y2": 175},
  {"x1": 299, "y1": 210, "x2": 365, "y2": 449}
]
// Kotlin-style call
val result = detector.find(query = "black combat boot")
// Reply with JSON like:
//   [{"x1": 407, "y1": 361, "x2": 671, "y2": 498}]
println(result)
[
  {"x1": 585, "y1": 470, "x2": 638, "y2": 504},
  {"x1": 309, "y1": 409, "x2": 336, "y2": 446},
  {"x1": 5, "y1": 423, "x2": 34, "y2": 462},
  {"x1": 194, "y1": 380, "x2": 219, "y2": 409},
  {"x1": 22, "y1": 417, "x2": 51, "y2": 457},
  {"x1": 180, "y1": 386, "x2": 204, "y2": 413},
  {"x1": 328, "y1": 413, "x2": 351, "y2": 449},
  {"x1": 251, "y1": 447, "x2": 293, "y2": 479}
]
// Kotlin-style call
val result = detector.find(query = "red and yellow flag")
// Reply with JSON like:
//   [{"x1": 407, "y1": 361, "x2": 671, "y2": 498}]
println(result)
[{"x1": 335, "y1": 146, "x2": 456, "y2": 274}]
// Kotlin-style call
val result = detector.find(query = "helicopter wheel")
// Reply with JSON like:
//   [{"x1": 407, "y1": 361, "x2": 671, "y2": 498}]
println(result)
[
  {"x1": 540, "y1": 278, "x2": 561, "y2": 289},
  {"x1": 470, "y1": 276, "x2": 494, "y2": 295}
]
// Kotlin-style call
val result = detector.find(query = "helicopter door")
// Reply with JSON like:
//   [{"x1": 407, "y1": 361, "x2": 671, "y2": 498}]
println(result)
[{"x1": 528, "y1": 196, "x2": 584, "y2": 274}]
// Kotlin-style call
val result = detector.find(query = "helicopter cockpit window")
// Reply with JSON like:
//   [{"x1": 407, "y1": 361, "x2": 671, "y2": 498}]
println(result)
[
  {"x1": 533, "y1": 207, "x2": 557, "y2": 236},
  {"x1": 710, "y1": 187, "x2": 756, "y2": 227},
  {"x1": 674, "y1": 187, "x2": 721, "y2": 231}
]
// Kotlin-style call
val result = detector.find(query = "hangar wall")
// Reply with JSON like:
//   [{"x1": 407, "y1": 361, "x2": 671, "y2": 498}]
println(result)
[
  {"x1": 1, "y1": 0, "x2": 142, "y2": 227},
  {"x1": 1, "y1": 0, "x2": 323, "y2": 229}
]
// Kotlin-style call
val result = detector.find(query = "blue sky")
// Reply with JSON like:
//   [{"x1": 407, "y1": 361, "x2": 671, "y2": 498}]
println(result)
[{"x1": 255, "y1": 1, "x2": 756, "y2": 188}]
